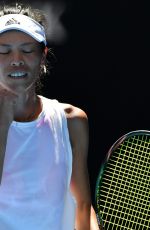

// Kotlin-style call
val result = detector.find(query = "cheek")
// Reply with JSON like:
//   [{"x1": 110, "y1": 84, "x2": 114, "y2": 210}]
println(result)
[
  {"x1": 26, "y1": 55, "x2": 42, "y2": 72},
  {"x1": 0, "y1": 58, "x2": 8, "y2": 78},
  {"x1": 31, "y1": 60, "x2": 42, "y2": 76},
  {"x1": 0, "y1": 56, "x2": 8, "y2": 68}
]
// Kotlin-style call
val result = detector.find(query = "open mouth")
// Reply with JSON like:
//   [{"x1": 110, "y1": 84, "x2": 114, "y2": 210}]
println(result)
[{"x1": 8, "y1": 72, "x2": 28, "y2": 79}]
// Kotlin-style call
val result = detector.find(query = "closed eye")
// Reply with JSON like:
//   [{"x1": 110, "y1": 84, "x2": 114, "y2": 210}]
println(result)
[
  {"x1": 0, "y1": 45, "x2": 10, "y2": 54},
  {"x1": 22, "y1": 50, "x2": 34, "y2": 53},
  {"x1": 0, "y1": 50, "x2": 10, "y2": 54}
]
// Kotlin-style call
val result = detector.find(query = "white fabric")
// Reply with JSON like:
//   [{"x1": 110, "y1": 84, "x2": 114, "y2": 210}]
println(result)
[
  {"x1": 0, "y1": 96, "x2": 76, "y2": 230},
  {"x1": 0, "y1": 14, "x2": 46, "y2": 45}
]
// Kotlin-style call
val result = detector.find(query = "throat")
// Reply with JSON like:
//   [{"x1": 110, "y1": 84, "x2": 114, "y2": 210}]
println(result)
[{"x1": 14, "y1": 96, "x2": 42, "y2": 122}]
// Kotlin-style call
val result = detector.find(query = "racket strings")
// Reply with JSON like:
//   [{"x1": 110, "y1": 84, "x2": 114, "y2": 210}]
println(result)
[
  {"x1": 102, "y1": 172, "x2": 149, "y2": 195},
  {"x1": 124, "y1": 136, "x2": 149, "y2": 230},
  {"x1": 96, "y1": 134, "x2": 150, "y2": 230}
]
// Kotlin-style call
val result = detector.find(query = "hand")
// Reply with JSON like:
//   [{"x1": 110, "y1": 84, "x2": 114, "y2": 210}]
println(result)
[
  {"x1": 0, "y1": 83, "x2": 18, "y2": 184},
  {"x1": 0, "y1": 82, "x2": 18, "y2": 126}
]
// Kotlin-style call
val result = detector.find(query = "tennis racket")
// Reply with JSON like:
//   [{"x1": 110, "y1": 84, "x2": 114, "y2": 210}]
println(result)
[{"x1": 95, "y1": 130, "x2": 150, "y2": 230}]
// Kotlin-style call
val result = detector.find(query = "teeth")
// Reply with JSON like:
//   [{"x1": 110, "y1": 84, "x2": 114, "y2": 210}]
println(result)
[
  {"x1": 9, "y1": 72, "x2": 27, "y2": 78},
  {"x1": 10, "y1": 72, "x2": 26, "y2": 77}
]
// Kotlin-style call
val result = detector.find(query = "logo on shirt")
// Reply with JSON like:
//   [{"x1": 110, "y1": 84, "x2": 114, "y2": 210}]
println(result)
[{"x1": 5, "y1": 18, "x2": 20, "y2": 26}]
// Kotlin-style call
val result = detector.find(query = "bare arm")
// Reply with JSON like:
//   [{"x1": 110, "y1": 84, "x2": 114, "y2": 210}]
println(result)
[{"x1": 65, "y1": 105, "x2": 99, "y2": 230}]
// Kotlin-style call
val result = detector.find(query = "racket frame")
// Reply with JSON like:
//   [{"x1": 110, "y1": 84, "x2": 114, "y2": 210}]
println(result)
[{"x1": 95, "y1": 130, "x2": 150, "y2": 229}]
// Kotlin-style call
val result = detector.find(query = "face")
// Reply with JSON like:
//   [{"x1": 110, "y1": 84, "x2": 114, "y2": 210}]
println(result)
[{"x1": 0, "y1": 30, "x2": 46, "y2": 93}]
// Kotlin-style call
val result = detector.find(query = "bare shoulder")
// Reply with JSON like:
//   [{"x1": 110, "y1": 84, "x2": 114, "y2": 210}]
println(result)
[
  {"x1": 60, "y1": 102, "x2": 88, "y2": 126},
  {"x1": 60, "y1": 103, "x2": 89, "y2": 147},
  {"x1": 60, "y1": 103, "x2": 87, "y2": 119}
]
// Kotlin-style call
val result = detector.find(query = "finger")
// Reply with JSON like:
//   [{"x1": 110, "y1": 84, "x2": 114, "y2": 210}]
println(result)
[{"x1": 0, "y1": 83, "x2": 18, "y2": 96}]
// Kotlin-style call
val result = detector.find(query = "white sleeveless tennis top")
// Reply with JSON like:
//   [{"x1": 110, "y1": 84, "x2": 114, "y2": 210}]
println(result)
[{"x1": 0, "y1": 96, "x2": 76, "y2": 230}]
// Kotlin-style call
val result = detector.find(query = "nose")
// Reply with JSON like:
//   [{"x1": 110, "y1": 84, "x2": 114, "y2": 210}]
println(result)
[
  {"x1": 10, "y1": 51, "x2": 24, "y2": 66},
  {"x1": 11, "y1": 60, "x2": 24, "y2": 66}
]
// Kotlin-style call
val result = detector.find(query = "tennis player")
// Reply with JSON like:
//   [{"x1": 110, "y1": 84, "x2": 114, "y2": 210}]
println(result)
[{"x1": 0, "y1": 2, "x2": 100, "y2": 230}]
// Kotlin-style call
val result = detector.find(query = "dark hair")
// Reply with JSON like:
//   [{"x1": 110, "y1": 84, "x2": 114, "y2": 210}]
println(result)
[{"x1": 0, "y1": 2, "x2": 56, "y2": 93}]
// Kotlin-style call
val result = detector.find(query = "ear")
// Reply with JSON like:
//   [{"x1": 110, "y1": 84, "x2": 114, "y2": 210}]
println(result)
[
  {"x1": 44, "y1": 46, "x2": 48, "y2": 55},
  {"x1": 41, "y1": 46, "x2": 48, "y2": 64}
]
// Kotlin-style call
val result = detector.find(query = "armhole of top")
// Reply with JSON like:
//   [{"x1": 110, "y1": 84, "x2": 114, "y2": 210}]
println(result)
[
  {"x1": 39, "y1": 96, "x2": 73, "y2": 188},
  {"x1": 60, "y1": 105, "x2": 73, "y2": 188},
  {"x1": 53, "y1": 100, "x2": 73, "y2": 188}
]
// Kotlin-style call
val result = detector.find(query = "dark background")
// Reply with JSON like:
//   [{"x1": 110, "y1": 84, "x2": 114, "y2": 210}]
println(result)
[
  {"x1": 43, "y1": 0, "x2": 150, "y2": 206},
  {"x1": 14, "y1": 0, "x2": 150, "y2": 206}
]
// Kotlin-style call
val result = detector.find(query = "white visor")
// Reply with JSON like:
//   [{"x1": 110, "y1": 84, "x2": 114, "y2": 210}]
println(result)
[{"x1": 0, "y1": 14, "x2": 47, "y2": 45}]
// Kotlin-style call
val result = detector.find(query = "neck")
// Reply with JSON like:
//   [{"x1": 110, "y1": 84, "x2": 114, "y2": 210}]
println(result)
[{"x1": 13, "y1": 92, "x2": 42, "y2": 122}]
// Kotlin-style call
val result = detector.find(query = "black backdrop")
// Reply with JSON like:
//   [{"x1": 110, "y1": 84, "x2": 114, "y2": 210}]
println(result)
[{"x1": 12, "y1": 0, "x2": 150, "y2": 206}]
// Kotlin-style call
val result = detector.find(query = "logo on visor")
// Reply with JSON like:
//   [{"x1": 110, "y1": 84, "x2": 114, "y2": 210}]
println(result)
[{"x1": 5, "y1": 18, "x2": 20, "y2": 26}]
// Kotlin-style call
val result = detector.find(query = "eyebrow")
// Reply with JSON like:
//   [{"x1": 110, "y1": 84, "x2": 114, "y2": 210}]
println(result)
[
  {"x1": 0, "y1": 42, "x2": 37, "y2": 47},
  {"x1": 0, "y1": 44, "x2": 11, "y2": 47}
]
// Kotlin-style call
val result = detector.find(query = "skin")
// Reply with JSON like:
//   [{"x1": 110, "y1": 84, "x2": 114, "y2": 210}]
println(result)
[
  {"x1": 0, "y1": 30, "x2": 100, "y2": 229},
  {"x1": 62, "y1": 103, "x2": 100, "y2": 229},
  {"x1": 0, "y1": 30, "x2": 45, "y2": 121}
]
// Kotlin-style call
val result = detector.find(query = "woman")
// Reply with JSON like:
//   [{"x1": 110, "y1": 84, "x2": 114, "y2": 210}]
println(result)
[{"x1": 0, "y1": 2, "x2": 100, "y2": 230}]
